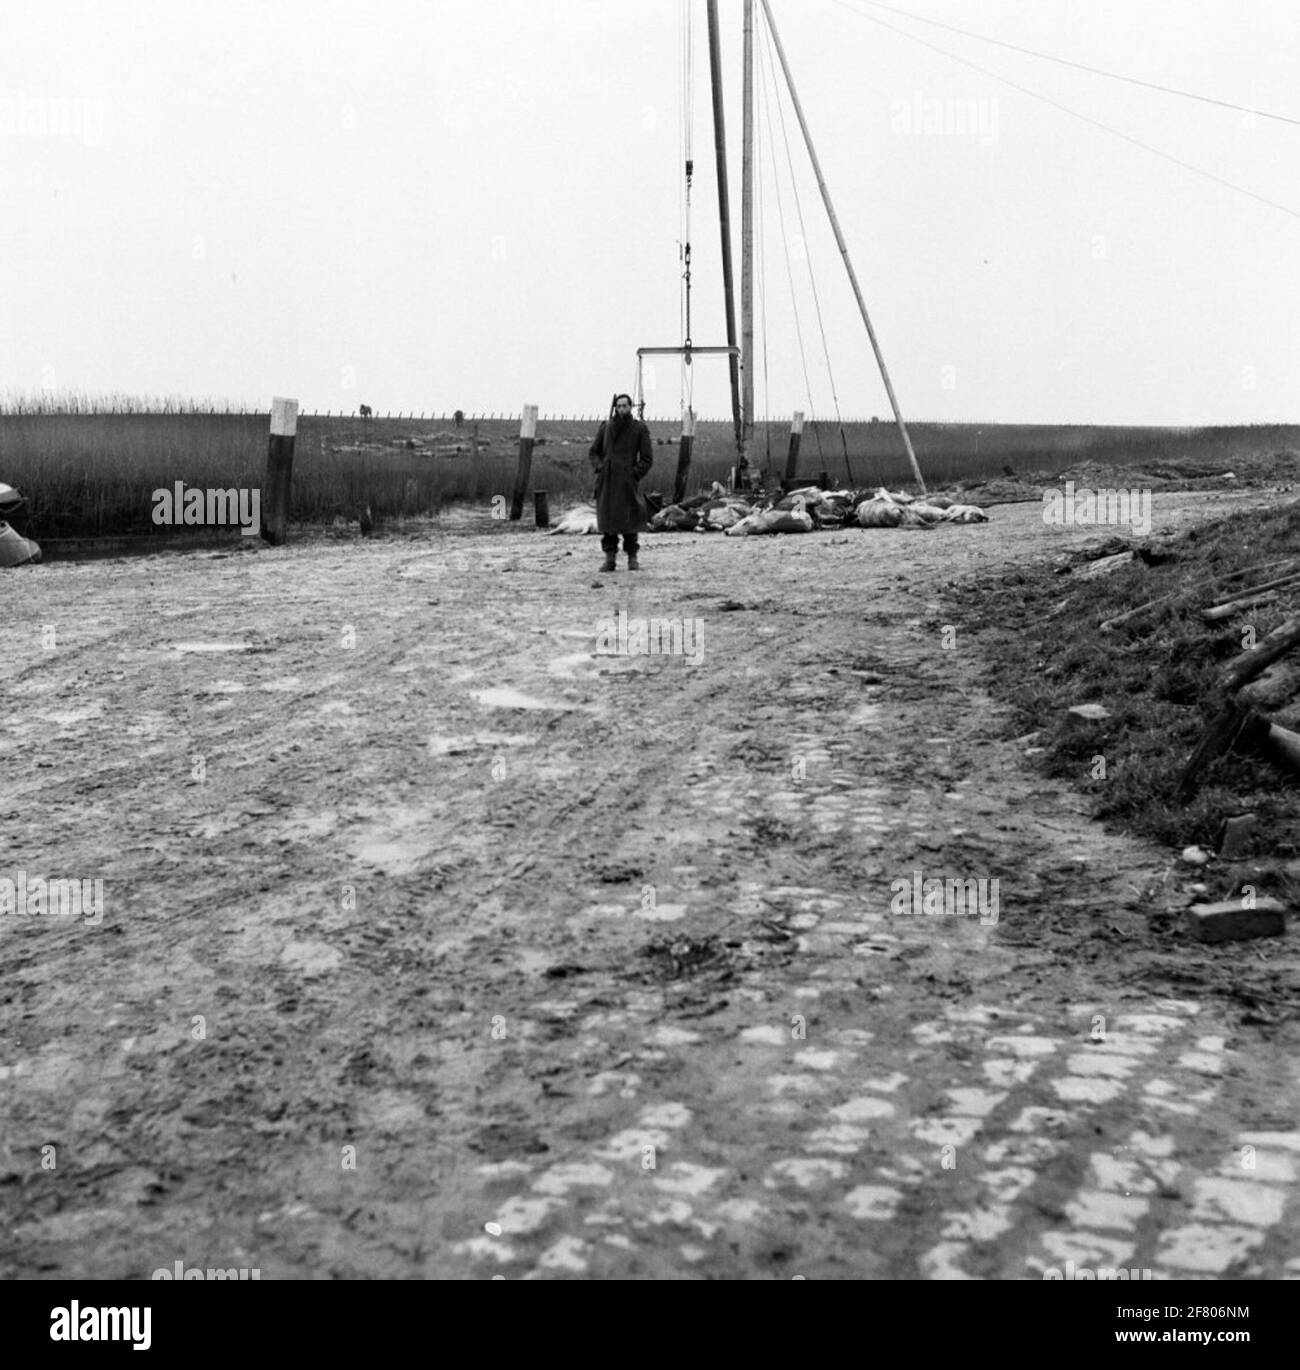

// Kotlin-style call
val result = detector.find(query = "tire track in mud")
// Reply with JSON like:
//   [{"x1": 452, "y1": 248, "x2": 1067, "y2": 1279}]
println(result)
[{"x1": 433, "y1": 511, "x2": 1298, "y2": 1280}]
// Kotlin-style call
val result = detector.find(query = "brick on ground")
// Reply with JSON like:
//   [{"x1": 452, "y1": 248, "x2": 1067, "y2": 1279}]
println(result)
[
  {"x1": 1217, "y1": 813, "x2": 1257, "y2": 861},
  {"x1": 1185, "y1": 897, "x2": 1286, "y2": 944}
]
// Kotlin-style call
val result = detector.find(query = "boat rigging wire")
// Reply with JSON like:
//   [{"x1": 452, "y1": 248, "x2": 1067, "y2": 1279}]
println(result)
[
  {"x1": 755, "y1": 64, "x2": 772, "y2": 465},
  {"x1": 757, "y1": 10, "x2": 824, "y2": 469}
]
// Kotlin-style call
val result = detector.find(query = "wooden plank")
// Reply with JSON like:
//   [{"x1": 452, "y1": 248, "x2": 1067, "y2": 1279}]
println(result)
[
  {"x1": 1222, "y1": 615, "x2": 1300, "y2": 692},
  {"x1": 1178, "y1": 699, "x2": 1271, "y2": 800},
  {"x1": 1101, "y1": 558, "x2": 1299, "y2": 632},
  {"x1": 1201, "y1": 568, "x2": 1300, "y2": 619},
  {"x1": 1267, "y1": 721, "x2": 1300, "y2": 773},
  {"x1": 1202, "y1": 591, "x2": 1280, "y2": 622}
]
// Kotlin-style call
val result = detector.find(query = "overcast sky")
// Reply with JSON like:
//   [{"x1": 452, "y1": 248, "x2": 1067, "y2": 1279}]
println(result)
[{"x1": 2, "y1": 0, "x2": 1296, "y2": 424}]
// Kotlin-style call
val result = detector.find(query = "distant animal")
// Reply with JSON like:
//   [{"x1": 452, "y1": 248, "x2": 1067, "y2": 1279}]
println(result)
[{"x1": 359, "y1": 404, "x2": 373, "y2": 419}]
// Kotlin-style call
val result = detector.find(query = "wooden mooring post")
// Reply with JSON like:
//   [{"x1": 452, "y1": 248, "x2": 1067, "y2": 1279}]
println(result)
[
  {"x1": 261, "y1": 397, "x2": 298, "y2": 545},
  {"x1": 510, "y1": 405, "x2": 538, "y2": 520},
  {"x1": 674, "y1": 408, "x2": 695, "y2": 505},
  {"x1": 783, "y1": 410, "x2": 804, "y2": 482},
  {"x1": 534, "y1": 490, "x2": 550, "y2": 528}
]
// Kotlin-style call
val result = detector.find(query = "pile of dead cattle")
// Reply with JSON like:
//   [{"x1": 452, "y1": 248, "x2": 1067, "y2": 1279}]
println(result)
[
  {"x1": 547, "y1": 483, "x2": 989, "y2": 537},
  {"x1": 0, "y1": 482, "x2": 41, "y2": 567},
  {"x1": 650, "y1": 482, "x2": 989, "y2": 535}
]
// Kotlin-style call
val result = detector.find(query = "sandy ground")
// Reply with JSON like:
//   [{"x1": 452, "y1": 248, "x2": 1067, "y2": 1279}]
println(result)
[{"x1": 1, "y1": 490, "x2": 1297, "y2": 1281}]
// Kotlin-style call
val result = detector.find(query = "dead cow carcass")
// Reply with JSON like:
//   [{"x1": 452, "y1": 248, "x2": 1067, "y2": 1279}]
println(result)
[
  {"x1": 0, "y1": 483, "x2": 41, "y2": 566},
  {"x1": 548, "y1": 504, "x2": 599, "y2": 535},
  {"x1": 725, "y1": 507, "x2": 814, "y2": 536}
]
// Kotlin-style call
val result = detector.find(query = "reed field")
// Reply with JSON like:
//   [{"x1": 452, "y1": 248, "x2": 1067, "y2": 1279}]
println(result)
[{"x1": 0, "y1": 394, "x2": 1296, "y2": 540}]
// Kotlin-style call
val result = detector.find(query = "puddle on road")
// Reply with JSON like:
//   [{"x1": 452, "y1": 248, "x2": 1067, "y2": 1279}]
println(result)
[
  {"x1": 354, "y1": 838, "x2": 431, "y2": 873},
  {"x1": 280, "y1": 939, "x2": 343, "y2": 976},
  {"x1": 350, "y1": 802, "x2": 463, "y2": 874},
  {"x1": 282, "y1": 812, "x2": 338, "y2": 841},
  {"x1": 472, "y1": 687, "x2": 577, "y2": 711},
  {"x1": 41, "y1": 704, "x2": 106, "y2": 725},
  {"x1": 547, "y1": 653, "x2": 599, "y2": 679}
]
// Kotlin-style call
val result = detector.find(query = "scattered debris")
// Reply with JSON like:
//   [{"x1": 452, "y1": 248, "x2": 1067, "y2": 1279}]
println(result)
[
  {"x1": 1240, "y1": 660, "x2": 1300, "y2": 713},
  {"x1": 1185, "y1": 897, "x2": 1286, "y2": 944},
  {"x1": 1218, "y1": 814, "x2": 1258, "y2": 861},
  {"x1": 1098, "y1": 557, "x2": 1298, "y2": 631},
  {"x1": 1179, "y1": 617, "x2": 1300, "y2": 799},
  {"x1": 1067, "y1": 704, "x2": 1111, "y2": 721},
  {"x1": 1075, "y1": 550, "x2": 1138, "y2": 580},
  {"x1": 1180, "y1": 846, "x2": 1212, "y2": 866}
]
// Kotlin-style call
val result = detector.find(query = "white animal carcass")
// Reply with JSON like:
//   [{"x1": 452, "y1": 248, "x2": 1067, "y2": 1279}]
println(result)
[
  {"x1": 942, "y1": 504, "x2": 989, "y2": 523},
  {"x1": 548, "y1": 505, "x2": 599, "y2": 535}
]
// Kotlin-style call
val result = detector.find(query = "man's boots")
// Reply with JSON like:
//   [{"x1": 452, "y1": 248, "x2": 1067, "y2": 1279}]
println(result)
[
  {"x1": 627, "y1": 553, "x2": 640, "y2": 571},
  {"x1": 600, "y1": 552, "x2": 616, "y2": 573}
]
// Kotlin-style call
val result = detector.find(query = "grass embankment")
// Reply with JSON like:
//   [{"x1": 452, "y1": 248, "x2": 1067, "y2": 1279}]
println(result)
[{"x1": 953, "y1": 499, "x2": 1300, "y2": 908}]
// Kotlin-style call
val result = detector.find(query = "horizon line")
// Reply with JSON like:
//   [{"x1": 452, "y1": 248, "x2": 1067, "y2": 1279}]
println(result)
[{"x1": 0, "y1": 405, "x2": 1296, "y2": 430}]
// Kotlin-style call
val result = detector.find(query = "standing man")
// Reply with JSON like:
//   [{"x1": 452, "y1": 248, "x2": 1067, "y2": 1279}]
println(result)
[{"x1": 589, "y1": 394, "x2": 653, "y2": 572}]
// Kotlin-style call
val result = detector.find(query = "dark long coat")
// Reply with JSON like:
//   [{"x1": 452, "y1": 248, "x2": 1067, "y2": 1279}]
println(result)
[{"x1": 589, "y1": 417, "x2": 653, "y2": 534}]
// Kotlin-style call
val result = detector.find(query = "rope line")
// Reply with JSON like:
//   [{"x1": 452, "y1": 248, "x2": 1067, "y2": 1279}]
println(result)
[
  {"x1": 836, "y1": 0, "x2": 1300, "y2": 222},
  {"x1": 760, "y1": 6, "x2": 849, "y2": 473},
  {"x1": 757, "y1": 12, "x2": 822, "y2": 462},
  {"x1": 845, "y1": 0, "x2": 1300, "y2": 129},
  {"x1": 755, "y1": 31, "x2": 771, "y2": 460}
]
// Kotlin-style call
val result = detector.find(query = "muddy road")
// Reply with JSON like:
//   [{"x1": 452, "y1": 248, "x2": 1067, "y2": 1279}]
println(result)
[{"x1": 2, "y1": 490, "x2": 1297, "y2": 1280}]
